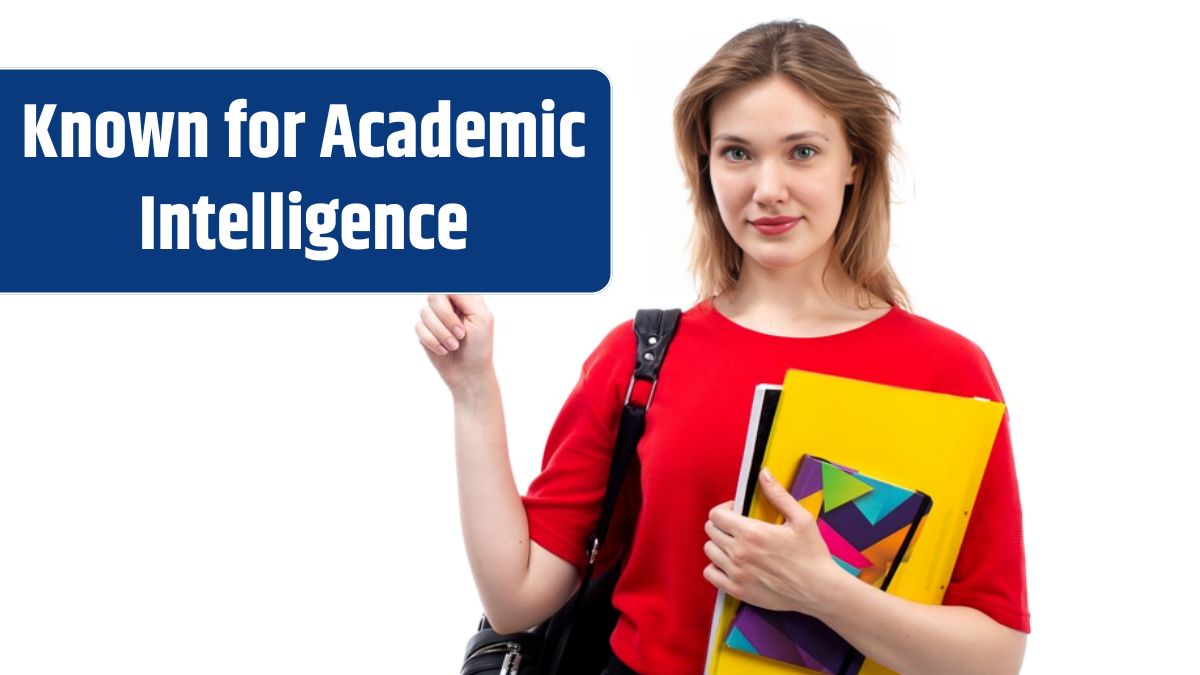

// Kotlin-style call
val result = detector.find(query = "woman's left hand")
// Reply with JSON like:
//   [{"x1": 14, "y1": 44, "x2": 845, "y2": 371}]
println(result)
[{"x1": 703, "y1": 468, "x2": 844, "y2": 614}]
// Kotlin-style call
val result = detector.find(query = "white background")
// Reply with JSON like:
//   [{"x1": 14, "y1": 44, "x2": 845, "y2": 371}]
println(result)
[{"x1": 2, "y1": 1, "x2": 1196, "y2": 673}]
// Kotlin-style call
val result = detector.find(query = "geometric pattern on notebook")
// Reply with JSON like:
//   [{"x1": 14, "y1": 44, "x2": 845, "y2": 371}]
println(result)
[
  {"x1": 797, "y1": 490, "x2": 824, "y2": 518},
  {"x1": 817, "y1": 519, "x2": 873, "y2": 571},
  {"x1": 820, "y1": 461, "x2": 874, "y2": 511},
  {"x1": 852, "y1": 474, "x2": 918, "y2": 525},
  {"x1": 725, "y1": 455, "x2": 932, "y2": 675}
]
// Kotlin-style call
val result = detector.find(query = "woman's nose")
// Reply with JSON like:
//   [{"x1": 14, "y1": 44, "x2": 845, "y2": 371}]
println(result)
[{"x1": 752, "y1": 160, "x2": 788, "y2": 206}]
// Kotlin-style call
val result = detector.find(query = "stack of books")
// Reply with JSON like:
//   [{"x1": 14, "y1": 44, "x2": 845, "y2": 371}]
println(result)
[{"x1": 703, "y1": 370, "x2": 1006, "y2": 675}]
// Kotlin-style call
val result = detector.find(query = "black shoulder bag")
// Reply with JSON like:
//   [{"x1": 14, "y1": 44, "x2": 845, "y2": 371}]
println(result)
[{"x1": 461, "y1": 308, "x2": 682, "y2": 675}]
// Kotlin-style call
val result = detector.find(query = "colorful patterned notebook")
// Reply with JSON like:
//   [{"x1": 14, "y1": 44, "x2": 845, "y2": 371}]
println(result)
[{"x1": 724, "y1": 455, "x2": 932, "y2": 675}]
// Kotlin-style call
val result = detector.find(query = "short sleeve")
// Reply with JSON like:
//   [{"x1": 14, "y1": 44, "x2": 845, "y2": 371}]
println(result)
[
  {"x1": 939, "y1": 345, "x2": 1032, "y2": 633},
  {"x1": 521, "y1": 320, "x2": 638, "y2": 578}
]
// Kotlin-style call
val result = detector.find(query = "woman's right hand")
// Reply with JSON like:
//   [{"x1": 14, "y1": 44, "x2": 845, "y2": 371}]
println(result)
[{"x1": 415, "y1": 294, "x2": 495, "y2": 395}]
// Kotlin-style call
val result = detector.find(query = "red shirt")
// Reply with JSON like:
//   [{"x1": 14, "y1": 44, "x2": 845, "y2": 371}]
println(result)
[{"x1": 522, "y1": 299, "x2": 1030, "y2": 675}]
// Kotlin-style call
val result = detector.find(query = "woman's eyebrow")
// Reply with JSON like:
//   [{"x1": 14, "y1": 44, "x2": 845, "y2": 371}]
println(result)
[
  {"x1": 784, "y1": 131, "x2": 831, "y2": 142},
  {"x1": 712, "y1": 131, "x2": 832, "y2": 144}
]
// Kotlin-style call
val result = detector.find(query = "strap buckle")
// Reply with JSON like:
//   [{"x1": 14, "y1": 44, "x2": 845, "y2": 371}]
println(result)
[{"x1": 623, "y1": 374, "x2": 658, "y2": 410}]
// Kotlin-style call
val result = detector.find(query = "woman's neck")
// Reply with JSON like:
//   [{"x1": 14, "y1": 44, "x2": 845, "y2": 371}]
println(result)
[{"x1": 712, "y1": 259, "x2": 890, "y2": 338}]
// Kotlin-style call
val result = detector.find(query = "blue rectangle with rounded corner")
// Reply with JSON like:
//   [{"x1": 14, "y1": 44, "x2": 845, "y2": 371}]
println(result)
[{"x1": 0, "y1": 69, "x2": 611, "y2": 292}]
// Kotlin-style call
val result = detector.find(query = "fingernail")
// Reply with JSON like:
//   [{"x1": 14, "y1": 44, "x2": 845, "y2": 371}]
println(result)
[
  {"x1": 453, "y1": 326, "x2": 467, "y2": 340},
  {"x1": 761, "y1": 467, "x2": 774, "y2": 484},
  {"x1": 444, "y1": 338, "x2": 459, "y2": 350},
  {"x1": 434, "y1": 344, "x2": 448, "y2": 355}
]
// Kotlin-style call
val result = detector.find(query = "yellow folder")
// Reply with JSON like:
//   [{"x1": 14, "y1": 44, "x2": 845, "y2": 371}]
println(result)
[{"x1": 705, "y1": 369, "x2": 1006, "y2": 675}]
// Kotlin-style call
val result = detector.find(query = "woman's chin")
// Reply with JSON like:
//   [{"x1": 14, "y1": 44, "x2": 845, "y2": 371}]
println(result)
[{"x1": 745, "y1": 250, "x2": 822, "y2": 272}]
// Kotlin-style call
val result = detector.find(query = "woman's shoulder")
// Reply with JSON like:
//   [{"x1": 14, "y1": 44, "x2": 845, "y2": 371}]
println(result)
[
  {"x1": 885, "y1": 307, "x2": 1006, "y2": 401},
  {"x1": 584, "y1": 316, "x2": 637, "y2": 367},
  {"x1": 582, "y1": 303, "x2": 708, "y2": 376},
  {"x1": 889, "y1": 307, "x2": 990, "y2": 360}
]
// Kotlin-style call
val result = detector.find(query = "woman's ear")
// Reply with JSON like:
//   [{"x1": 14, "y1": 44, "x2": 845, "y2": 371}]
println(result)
[{"x1": 846, "y1": 162, "x2": 859, "y2": 186}]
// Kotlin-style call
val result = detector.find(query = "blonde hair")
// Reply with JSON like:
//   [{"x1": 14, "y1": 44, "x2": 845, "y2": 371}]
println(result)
[{"x1": 674, "y1": 20, "x2": 910, "y2": 310}]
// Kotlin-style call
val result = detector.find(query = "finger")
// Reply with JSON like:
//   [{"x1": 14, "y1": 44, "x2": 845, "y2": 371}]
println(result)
[
  {"x1": 447, "y1": 294, "x2": 490, "y2": 320},
  {"x1": 420, "y1": 305, "x2": 459, "y2": 351},
  {"x1": 415, "y1": 321, "x2": 447, "y2": 355},
  {"x1": 428, "y1": 294, "x2": 467, "y2": 341},
  {"x1": 758, "y1": 467, "x2": 806, "y2": 523},
  {"x1": 703, "y1": 563, "x2": 736, "y2": 597},
  {"x1": 703, "y1": 539, "x2": 734, "y2": 572},
  {"x1": 706, "y1": 500, "x2": 734, "y2": 519},
  {"x1": 708, "y1": 503, "x2": 744, "y2": 535},
  {"x1": 704, "y1": 518, "x2": 735, "y2": 550}
]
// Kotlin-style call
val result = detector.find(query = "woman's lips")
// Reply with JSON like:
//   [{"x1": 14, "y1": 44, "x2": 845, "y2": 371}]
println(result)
[{"x1": 750, "y1": 216, "x2": 801, "y2": 235}]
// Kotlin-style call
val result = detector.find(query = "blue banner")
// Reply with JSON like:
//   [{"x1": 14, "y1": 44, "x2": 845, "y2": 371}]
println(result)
[{"x1": 0, "y1": 70, "x2": 611, "y2": 292}]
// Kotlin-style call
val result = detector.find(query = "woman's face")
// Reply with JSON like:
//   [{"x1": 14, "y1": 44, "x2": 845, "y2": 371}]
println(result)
[{"x1": 708, "y1": 75, "x2": 857, "y2": 275}]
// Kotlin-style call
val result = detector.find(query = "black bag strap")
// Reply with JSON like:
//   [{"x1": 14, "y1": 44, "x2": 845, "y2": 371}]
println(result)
[
  {"x1": 544, "y1": 308, "x2": 682, "y2": 675},
  {"x1": 591, "y1": 308, "x2": 680, "y2": 560}
]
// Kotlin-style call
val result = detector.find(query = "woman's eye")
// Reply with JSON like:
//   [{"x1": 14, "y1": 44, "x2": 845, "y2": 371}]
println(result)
[
  {"x1": 723, "y1": 147, "x2": 748, "y2": 161},
  {"x1": 793, "y1": 146, "x2": 817, "y2": 160}
]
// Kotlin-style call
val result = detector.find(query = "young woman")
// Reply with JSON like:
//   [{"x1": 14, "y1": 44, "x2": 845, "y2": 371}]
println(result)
[{"x1": 417, "y1": 20, "x2": 1029, "y2": 675}]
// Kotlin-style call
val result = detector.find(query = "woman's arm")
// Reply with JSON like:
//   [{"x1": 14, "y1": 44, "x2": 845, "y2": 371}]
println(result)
[
  {"x1": 704, "y1": 468, "x2": 1026, "y2": 675},
  {"x1": 813, "y1": 573, "x2": 1026, "y2": 675},
  {"x1": 417, "y1": 295, "x2": 579, "y2": 634},
  {"x1": 452, "y1": 369, "x2": 579, "y2": 634}
]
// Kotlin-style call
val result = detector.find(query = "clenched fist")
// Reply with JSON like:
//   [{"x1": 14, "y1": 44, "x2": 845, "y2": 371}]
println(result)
[{"x1": 415, "y1": 294, "x2": 496, "y2": 395}]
